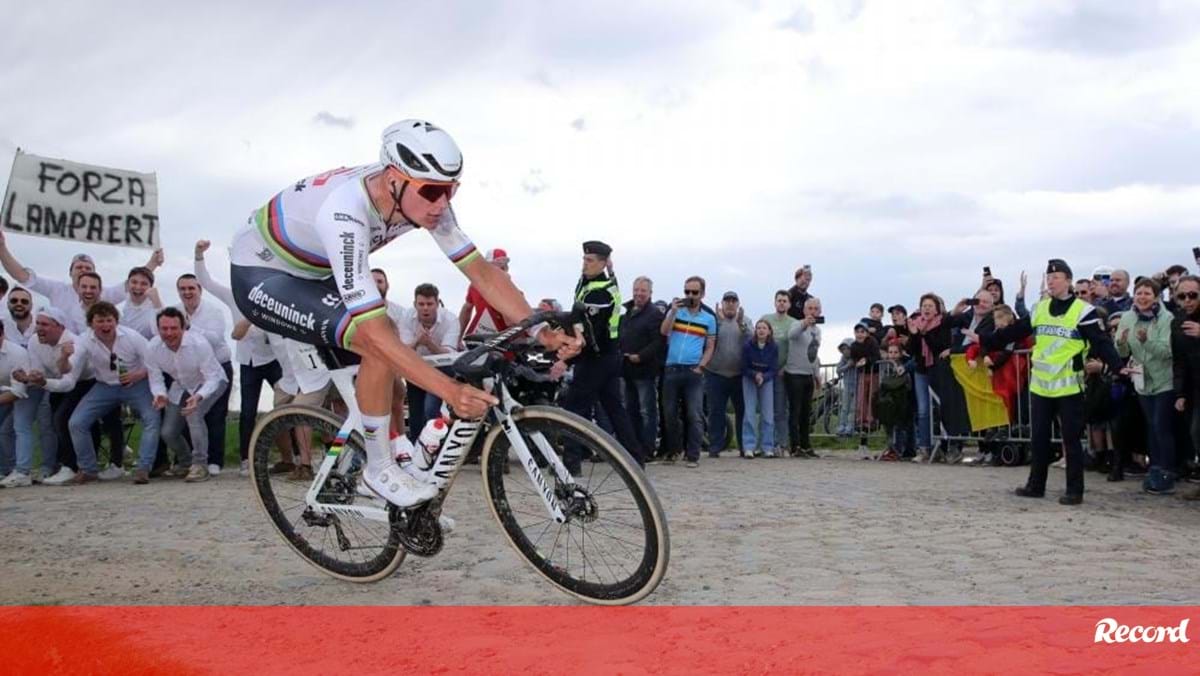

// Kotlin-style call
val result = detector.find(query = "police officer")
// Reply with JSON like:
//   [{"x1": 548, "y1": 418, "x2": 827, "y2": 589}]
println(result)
[
  {"x1": 980, "y1": 259, "x2": 1123, "y2": 505},
  {"x1": 560, "y1": 241, "x2": 644, "y2": 473}
]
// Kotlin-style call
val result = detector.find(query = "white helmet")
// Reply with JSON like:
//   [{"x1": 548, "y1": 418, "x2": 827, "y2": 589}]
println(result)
[{"x1": 379, "y1": 119, "x2": 463, "y2": 181}]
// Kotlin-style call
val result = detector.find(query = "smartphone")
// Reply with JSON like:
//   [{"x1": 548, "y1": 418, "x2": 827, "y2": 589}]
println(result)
[
  {"x1": 1193, "y1": 246, "x2": 1200, "y2": 260},
  {"x1": 814, "y1": 316, "x2": 826, "y2": 324},
  {"x1": 965, "y1": 298, "x2": 980, "y2": 307},
  {"x1": 983, "y1": 266, "x2": 991, "y2": 276}
]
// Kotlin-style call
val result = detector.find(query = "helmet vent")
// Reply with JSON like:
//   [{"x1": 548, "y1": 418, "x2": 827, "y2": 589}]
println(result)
[{"x1": 397, "y1": 144, "x2": 429, "y2": 172}]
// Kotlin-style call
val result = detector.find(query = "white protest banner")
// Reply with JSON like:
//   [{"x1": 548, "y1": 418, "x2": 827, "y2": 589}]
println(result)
[{"x1": 2, "y1": 149, "x2": 159, "y2": 249}]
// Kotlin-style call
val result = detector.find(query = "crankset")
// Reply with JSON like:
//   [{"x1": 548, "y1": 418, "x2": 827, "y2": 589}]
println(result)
[{"x1": 392, "y1": 504, "x2": 444, "y2": 557}]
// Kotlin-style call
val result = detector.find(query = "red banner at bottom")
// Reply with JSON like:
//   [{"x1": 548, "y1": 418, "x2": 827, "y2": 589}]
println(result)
[{"x1": 1, "y1": 606, "x2": 1194, "y2": 674}]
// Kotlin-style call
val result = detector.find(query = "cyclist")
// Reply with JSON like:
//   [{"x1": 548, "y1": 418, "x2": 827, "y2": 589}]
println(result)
[{"x1": 229, "y1": 119, "x2": 582, "y2": 508}]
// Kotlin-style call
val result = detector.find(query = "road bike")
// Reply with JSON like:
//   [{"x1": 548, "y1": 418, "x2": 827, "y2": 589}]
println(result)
[{"x1": 247, "y1": 306, "x2": 670, "y2": 605}]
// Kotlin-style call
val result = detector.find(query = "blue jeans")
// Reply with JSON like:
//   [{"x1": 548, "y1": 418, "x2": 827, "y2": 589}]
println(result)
[
  {"x1": 624, "y1": 377, "x2": 659, "y2": 457},
  {"x1": 238, "y1": 360, "x2": 282, "y2": 460},
  {"x1": 837, "y1": 369, "x2": 857, "y2": 434},
  {"x1": 204, "y1": 361, "x2": 234, "y2": 467},
  {"x1": 742, "y1": 376, "x2": 774, "y2": 451},
  {"x1": 772, "y1": 372, "x2": 789, "y2": 449},
  {"x1": 705, "y1": 372, "x2": 744, "y2": 453},
  {"x1": 914, "y1": 371, "x2": 932, "y2": 450},
  {"x1": 0, "y1": 396, "x2": 35, "y2": 475},
  {"x1": 68, "y1": 381, "x2": 160, "y2": 474},
  {"x1": 1139, "y1": 392, "x2": 1176, "y2": 485},
  {"x1": 405, "y1": 382, "x2": 446, "y2": 443},
  {"x1": 662, "y1": 367, "x2": 705, "y2": 461}
]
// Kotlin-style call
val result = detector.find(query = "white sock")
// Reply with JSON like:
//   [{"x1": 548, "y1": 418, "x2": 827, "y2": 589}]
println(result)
[{"x1": 362, "y1": 414, "x2": 393, "y2": 473}]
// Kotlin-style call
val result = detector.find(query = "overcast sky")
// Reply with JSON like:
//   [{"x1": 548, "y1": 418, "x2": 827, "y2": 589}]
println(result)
[{"x1": 3, "y1": 0, "x2": 1199, "y2": 361}]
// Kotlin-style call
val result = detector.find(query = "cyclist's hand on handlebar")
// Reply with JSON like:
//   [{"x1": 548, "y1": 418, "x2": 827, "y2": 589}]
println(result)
[
  {"x1": 536, "y1": 326, "x2": 584, "y2": 361},
  {"x1": 449, "y1": 383, "x2": 498, "y2": 419}
]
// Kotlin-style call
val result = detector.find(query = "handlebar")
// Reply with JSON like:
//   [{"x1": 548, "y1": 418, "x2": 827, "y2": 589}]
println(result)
[{"x1": 451, "y1": 302, "x2": 588, "y2": 382}]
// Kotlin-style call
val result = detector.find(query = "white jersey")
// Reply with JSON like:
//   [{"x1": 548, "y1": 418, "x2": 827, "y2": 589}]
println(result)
[{"x1": 230, "y1": 164, "x2": 479, "y2": 316}]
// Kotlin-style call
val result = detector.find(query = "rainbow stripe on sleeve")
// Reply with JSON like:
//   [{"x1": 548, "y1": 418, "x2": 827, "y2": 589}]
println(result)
[
  {"x1": 255, "y1": 195, "x2": 331, "y2": 275},
  {"x1": 447, "y1": 243, "x2": 481, "y2": 270},
  {"x1": 334, "y1": 298, "x2": 388, "y2": 349}
]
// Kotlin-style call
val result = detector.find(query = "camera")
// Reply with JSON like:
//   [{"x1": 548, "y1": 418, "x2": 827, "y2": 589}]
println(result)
[
  {"x1": 964, "y1": 298, "x2": 980, "y2": 307},
  {"x1": 1193, "y1": 246, "x2": 1200, "y2": 260},
  {"x1": 814, "y1": 316, "x2": 826, "y2": 324}
]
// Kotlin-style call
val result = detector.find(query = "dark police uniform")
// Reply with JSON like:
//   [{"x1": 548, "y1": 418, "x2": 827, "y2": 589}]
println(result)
[{"x1": 560, "y1": 241, "x2": 644, "y2": 473}]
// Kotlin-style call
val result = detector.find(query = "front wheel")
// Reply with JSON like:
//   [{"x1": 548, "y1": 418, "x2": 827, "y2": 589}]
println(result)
[{"x1": 480, "y1": 406, "x2": 670, "y2": 605}]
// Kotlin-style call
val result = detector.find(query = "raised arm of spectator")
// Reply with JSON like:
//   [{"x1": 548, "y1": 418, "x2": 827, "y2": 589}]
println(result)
[
  {"x1": 0, "y1": 230, "x2": 32, "y2": 284},
  {"x1": 659, "y1": 304, "x2": 677, "y2": 337},
  {"x1": 193, "y1": 240, "x2": 243, "y2": 317}
]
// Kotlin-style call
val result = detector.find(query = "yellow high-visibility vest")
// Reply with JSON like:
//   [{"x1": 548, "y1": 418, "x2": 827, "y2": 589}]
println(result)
[{"x1": 1029, "y1": 297, "x2": 1089, "y2": 398}]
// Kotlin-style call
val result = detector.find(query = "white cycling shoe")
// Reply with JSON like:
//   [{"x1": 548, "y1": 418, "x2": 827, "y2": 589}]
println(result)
[{"x1": 361, "y1": 462, "x2": 438, "y2": 508}]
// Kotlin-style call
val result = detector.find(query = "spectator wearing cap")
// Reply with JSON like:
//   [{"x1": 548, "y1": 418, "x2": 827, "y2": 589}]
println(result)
[
  {"x1": 759, "y1": 290, "x2": 797, "y2": 454},
  {"x1": 907, "y1": 293, "x2": 952, "y2": 461},
  {"x1": 0, "y1": 317, "x2": 33, "y2": 487},
  {"x1": 195, "y1": 240, "x2": 283, "y2": 477},
  {"x1": 884, "y1": 304, "x2": 911, "y2": 353},
  {"x1": 784, "y1": 297, "x2": 822, "y2": 457},
  {"x1": 399, "y1": 283, "x2": 460, "y2": 441},
  {"x1": 1115, "y1": 278, "x2": 1176, "y2": 494},
  {"x1": 56, "y1": 302, "x2": 162, "y2": 484},
  {"x1": 459, "y1": 248, "x2": 511, "y2": 339},
  {"x1": 176, "y1": 273, "x2": 233, "y2": 476},
  {"x1": 14, "y1": 307, "x2": 75, "y2": 484},
  {"x1": 0, "y1": 231, "x2": 164, "y2": 333},
  {"x1": 119, "y1": 267, "x2": 163, "y2": 340},
  {"x1": 619, "y1": 276, "x2": 665, "y2": 459},
  {"x1": 786, "y1": 265, "x2": 813, "y2": 321},
  {"x1": 985, "y1": 259, "x2": 1123, "y2": 505},
  {"x1": 560, "y1": 241, "x2": 643, "y2": 472},
  {"x1": 371, "y1": 268, "x2": 407, "y2": 326},
  {"x1": 1171, "y1": 276, "x2": 1200, "y2": 500},
  {"x1": 660, "y1": 276, "x2": 717, "y2": 467},
  {"x1": 705, "y1": 290, "x2": 752, "y2": 457},
  {"x1": 147, "y1": 307, "x2": 229, "y2": 484}
]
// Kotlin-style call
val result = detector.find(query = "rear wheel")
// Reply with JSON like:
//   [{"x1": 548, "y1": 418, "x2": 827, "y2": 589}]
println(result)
[
  {"x1": 481, "y1": 406, "x2": 670, "y2": 605},
  {"x1": 249, "y1": 405, "x2": 406, "y2": 582}
]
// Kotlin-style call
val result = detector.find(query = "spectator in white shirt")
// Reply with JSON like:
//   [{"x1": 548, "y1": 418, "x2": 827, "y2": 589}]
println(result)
[
  {"x1": 0, "y1": 319, "x2": 34, "y2": 487},
  {"x1": 399, "y1": 283, "x2": 460, "y2": 440},
  {"x1": 176, "y1": 273, "x2": 233, "y2": 475},
  {"x1": 59, "y1": 302, "x2": 161, "y2": 485},
  {"x1": 0, "y1": 232, "x2": 163, "y2": 332},
  {"x1": 119, "y1": 267, "x2": 163, "y2": 340},
  {"x1": 372, "y1": 268, "x2": 407, "y2": 326},
  {"x1": 148, "y1": 307, "x2": 229, "y2": 483},
  {"x1": 4, "y1": 287, "x2": 36, "y2": 346},
  {"x1": 14, "y1": 307, "x2": 75, "y2": 484},
  {"x1": 194, "y1": 240, "x2": 283, "y2": 477}
]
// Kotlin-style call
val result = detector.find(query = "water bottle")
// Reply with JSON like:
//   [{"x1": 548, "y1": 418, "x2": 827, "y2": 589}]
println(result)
[{"x1": 415, "y1": 418, "x2": 449, "y2": 471}]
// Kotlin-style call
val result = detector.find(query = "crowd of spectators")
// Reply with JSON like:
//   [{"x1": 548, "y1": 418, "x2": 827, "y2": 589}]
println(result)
[{"x1": 2, "y1": 230, "x2": 1199, "y2": 506}]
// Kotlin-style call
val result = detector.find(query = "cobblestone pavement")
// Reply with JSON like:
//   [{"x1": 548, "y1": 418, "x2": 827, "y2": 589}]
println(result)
[{"x1": 3, "y1": 450, "x2": 1198, "y2": 605}]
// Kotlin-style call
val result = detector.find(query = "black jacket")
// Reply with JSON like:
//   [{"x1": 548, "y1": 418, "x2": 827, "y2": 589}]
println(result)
[
  {"x1": 619, "y1": 300, "x2": 665, "y2": 380},
  {"x1": 908, "y1": 319, "x2": 953, "y2": 374},
  {"x1": 949, "y1": 311, "x2": 995, "y2": 355},
  {"x1": 1171, "y1": 307, "x2": 1200, "y2": 398},
  {"x1": 787, "y1": 287, "x2": 812, "y2": 321}
]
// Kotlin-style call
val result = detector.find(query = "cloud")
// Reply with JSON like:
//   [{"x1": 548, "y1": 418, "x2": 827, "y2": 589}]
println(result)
[
  {"x1": 571, "y1": 117, "x2": 586, "y2": 132},
  {"x1": 521, "y1": 169, "x2": 548, "y2": 196},
  {"x1": 1008, "y1": 2, "x2": 1200, "y2": 56},
  {"x1": 778, "y1": 6, "x2": 815, "y2": 33},
  {"x1": 311, "y1": 111, "x2": 354, "y2": 129}
]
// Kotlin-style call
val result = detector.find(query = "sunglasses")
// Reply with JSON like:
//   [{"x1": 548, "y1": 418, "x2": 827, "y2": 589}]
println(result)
[
  {"x1": 683, "y1": 290, "x2": 701, "y2": 296},
  {"x1": 1177, "y1": 291, "x2": 1200, "y2": 301},
  {"x1": 109, "y1": 352, "x2": 118, "y2": 371},
  {"x1": 407, "y1": 176, "x2": 458, "y2": 203},
  {"x1": 8, "y1": 299, "x2": 30, "y2": 305}
]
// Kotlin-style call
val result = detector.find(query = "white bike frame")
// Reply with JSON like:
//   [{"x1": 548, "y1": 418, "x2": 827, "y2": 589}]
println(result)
[{"x1": 295, "y1": 352, "x2": 575, "y2": 525}]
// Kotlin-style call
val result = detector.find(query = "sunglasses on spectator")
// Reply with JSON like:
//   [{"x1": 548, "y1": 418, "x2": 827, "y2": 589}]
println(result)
[
  {"x1": 109, "y1": 352, "x2": 117, "y2": 371},
  {"x1": 683, "y1": 290, "x2": 701, "y2": 296},
  {"x1": 1177, "y1": 291, "x2": 1200, "y2": 301},
  {"x1": 8, "y1": 298, "x2": 29, "y2": 305}
]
